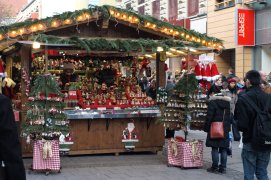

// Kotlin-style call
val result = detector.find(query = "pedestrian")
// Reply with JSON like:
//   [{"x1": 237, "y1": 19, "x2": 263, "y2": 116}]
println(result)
[
  {"x1": 235, "y1": 77, "x2": 246, "y2": 94},
  {"x1": 146, "y1": 79, "x2": 156, "y2": 100},
  {"x1": 207, "y1": 77, "x2": 223, "y2": 98},
  {"x1": 226, "y1": 68, "x2": 236, "y2": 80},
  {"x1": 165, "y1": 75, "x2": 175, "y2": 97},
  {"x1": 259, "y1": 70, "x2": 270, "y2": 90},
  {"x1": 235, "y1": 70, "x2": 271, "y2": 180},
  {"x1": 0, "y1": 94, "x2": 26, "y2": 180},
  {"x1": 204, "y1": 93, "x2": 231, "y2": 174}
]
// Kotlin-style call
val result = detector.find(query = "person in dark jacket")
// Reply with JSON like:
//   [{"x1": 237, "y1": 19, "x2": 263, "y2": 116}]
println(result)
[
  {"x1": 204, "y1": 94, "x2": 231, "y2": 174},
  {"x1": 0, "y1": 94, "x2": 26, "y2": 180},
  {"x1": 235, "y1": 70, "x2": 271, "y2": 180},
  {"x1": 59, "y1": 62, "x2": 78, "y2": 90},
  {"x1": 207, "y1": 77, "x2": 223, "y2": 98}
]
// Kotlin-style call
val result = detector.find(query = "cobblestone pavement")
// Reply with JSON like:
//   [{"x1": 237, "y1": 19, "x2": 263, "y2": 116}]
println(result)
[{"x1": 24, "y1": 130, "x2": 271, "y2": 180}]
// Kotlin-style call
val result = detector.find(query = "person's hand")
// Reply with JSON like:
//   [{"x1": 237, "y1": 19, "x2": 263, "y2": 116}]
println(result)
[{"x1": 65, "y1": 83, "x2": 70, "y2": 86}]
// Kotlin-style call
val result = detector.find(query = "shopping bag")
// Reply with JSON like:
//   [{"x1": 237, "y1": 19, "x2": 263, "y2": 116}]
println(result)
[
  {"x1": 167, "y1": 138, "x2": 182, "y2": 167},
  {"x1": 180, "y1": 140, "x2": 203, "y2": 168}
]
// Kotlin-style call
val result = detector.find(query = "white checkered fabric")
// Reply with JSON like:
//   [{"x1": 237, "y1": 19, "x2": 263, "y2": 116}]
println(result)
[{"x1": 32, "y1": 140, "x2": 61, "y2": 171}]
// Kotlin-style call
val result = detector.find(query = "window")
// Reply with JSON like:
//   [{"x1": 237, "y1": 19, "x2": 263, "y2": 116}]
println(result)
[
  {"x1": 215, "y1": 0, "x2": 235, "y2": 10},
  {"x1": 168, "y1": 0, "x2": 178, "y2": 21},
  {"x1": 138, "y1": 6, "x2": 145, "y2": 15},
  {"x1": 152, "y1": 0, "x2": 160, "y2": 19},
  {"x1": 126, "y1": 3, "x2": 132, "y2": 9},
  {"x1": 138, "y1": 0, "x2": 145, "y2": 5}
]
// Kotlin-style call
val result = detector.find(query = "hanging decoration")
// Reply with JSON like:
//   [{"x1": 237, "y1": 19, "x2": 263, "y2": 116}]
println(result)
[{"x1": 21, "y1": 68, "x2": 30, "y2": 96}]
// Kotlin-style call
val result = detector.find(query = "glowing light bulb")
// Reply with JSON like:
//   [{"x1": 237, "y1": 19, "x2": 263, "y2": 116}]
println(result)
[
  {"x1": 128, "y1": 16, "x2": 133, "y2": 20},
  {"x1": 169, "y1": 29, "x2": 173, "y2": 33},
  {"x1": 181, "y1": 33, "x2": 185, "y2": 36},
  {"x1": 110, "y1": 10, "x2": 115, "y2": 15},
  {"x1": 175, "y1": 31, "x2": 180, "y2": 35},
  {"x1": 146, "y1": 22, "x2": 150, "y2": 26},
  {"x1": 116, "y1": 12, "x2": 120, "y2": 17},
  {"x1": 122, "y1": 14, "x2": 127, "y2": 19},
  {"x1": 85, "y1": 14, "x2": 90, "y2": 18},
  {"x1": 152, "y1": 24, "x2": 156, "y2": 28},
  {"x1": 19, "y1": 29, "x2": 24, "y2": 33}
]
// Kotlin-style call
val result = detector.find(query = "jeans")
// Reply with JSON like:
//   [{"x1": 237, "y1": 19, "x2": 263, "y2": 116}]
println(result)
[
  {"x1": 211, "y1": 147, "x2": 227, "y2": 169},
  {"x1": 242, "y1": 143, "x2": 270, "y2": 180}
]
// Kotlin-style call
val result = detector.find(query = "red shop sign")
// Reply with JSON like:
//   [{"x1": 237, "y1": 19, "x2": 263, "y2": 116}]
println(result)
[{"x1": 236, "y1": 9, "x2": 255, "y2": 46}]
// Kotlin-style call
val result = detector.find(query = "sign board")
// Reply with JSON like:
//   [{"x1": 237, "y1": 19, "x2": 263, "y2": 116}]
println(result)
[
  {"x1": 160, "y1": 51, "x2": 167, "y2": 61},
  {"x1": 199, "y1": 54, "x2": 214, "y2": 61},
  {"x1": 236, "y1": 9, "x2": 255, "y2": 46}
]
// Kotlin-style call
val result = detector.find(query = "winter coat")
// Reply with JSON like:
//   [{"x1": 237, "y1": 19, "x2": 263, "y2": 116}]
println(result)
[
  {"x1": 235, "y1": 86, "x2": 271, "y2": 146},
  {"x1": 0, "y1": 94, "x2": 26, "y2": 180},
  {"x1": 204, "y1": 95, "x2": 231, "y2": 148},
  {"x1": 223, "y1": 89, "x2": 238, "y2": 115}
]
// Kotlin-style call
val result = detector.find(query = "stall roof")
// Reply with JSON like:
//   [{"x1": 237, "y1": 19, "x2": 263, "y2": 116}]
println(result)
[{"x1": 0, "y1": 5, "x2": 223, "y2": 52}]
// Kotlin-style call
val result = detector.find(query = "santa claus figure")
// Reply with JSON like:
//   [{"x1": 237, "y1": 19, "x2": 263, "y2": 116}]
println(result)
[{"x1": 122, "y1": 122, "x2": 137, "y2": 139}]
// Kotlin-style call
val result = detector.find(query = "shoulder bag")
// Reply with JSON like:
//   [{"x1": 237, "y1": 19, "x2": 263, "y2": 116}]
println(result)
[{"x1": 210, "y1": 109, "x2": 226, "y2": 139}]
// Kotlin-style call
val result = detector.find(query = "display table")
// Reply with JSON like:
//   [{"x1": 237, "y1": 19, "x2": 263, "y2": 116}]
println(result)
[{"x1": 64, "y1": 107, "x2": 164, "y2": 155}]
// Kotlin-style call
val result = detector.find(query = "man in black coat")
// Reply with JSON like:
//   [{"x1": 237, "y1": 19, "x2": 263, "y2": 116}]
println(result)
[
  {"x1": 0, "y1": 94, "x2": 26, "y2": 180},
  {"x1": 235, "y1": 70, "x2": 271, "y2": 180}
]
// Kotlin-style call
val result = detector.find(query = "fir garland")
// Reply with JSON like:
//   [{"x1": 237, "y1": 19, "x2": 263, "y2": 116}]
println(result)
[{"x1": 31, "y1": 34, "x2": 201, "y2": 53}]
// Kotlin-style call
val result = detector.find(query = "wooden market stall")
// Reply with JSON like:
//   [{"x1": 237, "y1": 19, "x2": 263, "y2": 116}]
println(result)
[{"x1": 0, "y1": 5, "x2": 223, "y2": 156}]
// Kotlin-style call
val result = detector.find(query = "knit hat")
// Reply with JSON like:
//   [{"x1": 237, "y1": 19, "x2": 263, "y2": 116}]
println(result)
[{"x1": 228, "y1": 78, "x2": 236, "y2": 83}]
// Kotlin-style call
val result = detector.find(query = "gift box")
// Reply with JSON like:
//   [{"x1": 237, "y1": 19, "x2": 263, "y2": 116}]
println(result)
[
  {"x1": 32, "y1": 140, "x2": 61, "y2": 171},
  {"x1": 179, "y1": 140, "x2": 203, "y2": 168}
]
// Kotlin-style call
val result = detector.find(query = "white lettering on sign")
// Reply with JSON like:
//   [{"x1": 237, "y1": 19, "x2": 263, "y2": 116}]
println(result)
[{"x1": 238, "y1": 13, "x2": 245, "y2": 38}]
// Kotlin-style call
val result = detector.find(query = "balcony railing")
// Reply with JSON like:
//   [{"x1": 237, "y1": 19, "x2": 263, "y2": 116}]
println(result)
[
  {"x1": 244, "y1": 0, "x2": 257, "y2": 4},
  {"x1": 215, "y1": 0, "x2": 235, "y2": 10}
]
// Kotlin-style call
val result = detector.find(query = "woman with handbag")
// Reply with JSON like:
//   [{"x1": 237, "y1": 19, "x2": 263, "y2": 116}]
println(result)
[
  {"x1": 0, "y1": 94, "x2": 26, "y2": 180},
  {"x1": 204, "y1": 94, "x2": 231, "y2": 174}
]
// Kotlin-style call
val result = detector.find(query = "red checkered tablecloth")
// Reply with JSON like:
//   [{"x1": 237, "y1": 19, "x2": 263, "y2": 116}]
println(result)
[
  {"x1": 32, "y1": 140, "x2": 60, "y2": 171},
  {"x1": 180, "y1": 141, "x2": 203, "y2": 168},
  {"x1": 167, "y1": 140, "x2": 183, "y2": 167}
]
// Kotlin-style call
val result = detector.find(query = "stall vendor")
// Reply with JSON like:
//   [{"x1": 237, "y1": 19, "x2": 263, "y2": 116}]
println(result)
[{"x1": 59, "y1": 62, "x2": 78, "y2": 90}]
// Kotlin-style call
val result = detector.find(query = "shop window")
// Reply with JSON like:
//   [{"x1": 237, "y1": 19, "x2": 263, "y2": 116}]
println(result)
[{"x1": 215, "y1": 0, "x2": 235, "y2": 11}]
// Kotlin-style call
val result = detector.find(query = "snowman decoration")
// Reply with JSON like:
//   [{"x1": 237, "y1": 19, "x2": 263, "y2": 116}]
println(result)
[{"x1": 122, "y1": 122, "x2": 139, "y2": 150}]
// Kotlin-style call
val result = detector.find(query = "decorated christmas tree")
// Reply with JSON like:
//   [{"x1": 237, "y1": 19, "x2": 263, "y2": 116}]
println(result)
[
  {"x1": 160, "y1": 72, "x2": 199, "y2": 140},
  {"x1": 21, "y1": 74, "x2": 69, "y2": 141}
]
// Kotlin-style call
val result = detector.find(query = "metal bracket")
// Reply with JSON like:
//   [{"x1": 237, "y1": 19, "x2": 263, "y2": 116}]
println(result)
[
  {"x1": 87, "y1": 119, "x2": 92, "y2": 132},
  {"x1": 147, "y1": 118, "x2": 152, "y2": 130},
  {"x1": 106, "y1": 119, "x2": 110, "y2": 131}
]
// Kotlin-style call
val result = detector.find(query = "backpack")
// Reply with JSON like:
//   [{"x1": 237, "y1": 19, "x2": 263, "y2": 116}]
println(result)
[{"x1": 244, "y1": 95, "x2": 271, "y2": 150}]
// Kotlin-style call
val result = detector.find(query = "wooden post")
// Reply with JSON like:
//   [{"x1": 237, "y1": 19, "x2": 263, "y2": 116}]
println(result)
[
  {"x1": 20, "y1": 45, "x2": 32, "y2": 111},
  {"x1": 44, "y1": 45, "x2": 48, "y2": 74},
  {"x1": 156, "y1": 52, "x2": 166, "y2": 88}
]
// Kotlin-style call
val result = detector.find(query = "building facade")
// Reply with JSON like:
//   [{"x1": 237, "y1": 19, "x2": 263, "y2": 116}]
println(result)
[
  {"x1": 121, "y1": 0, "x2": 207, "y2": 21},
  {"x1": 207, "y1": 0, "x2": 271, "y2": 77},
  {"x1": 16, "y1": 0, "x2": 89, "y2": 22}
]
